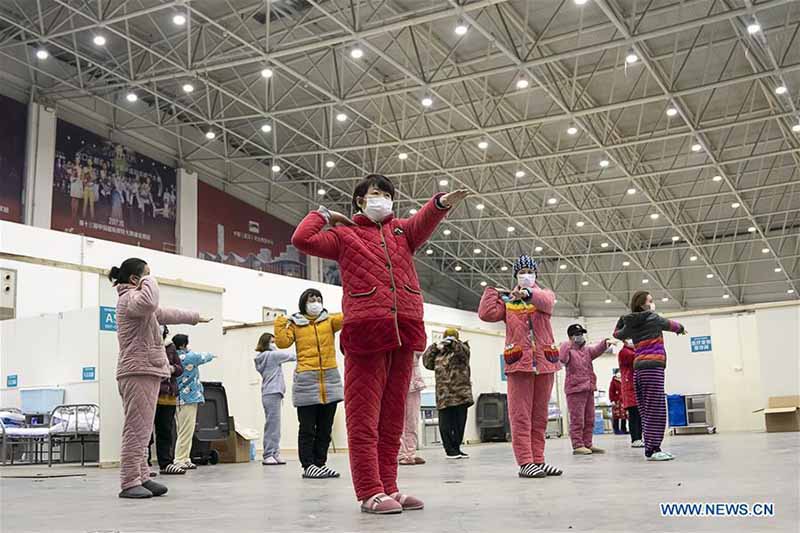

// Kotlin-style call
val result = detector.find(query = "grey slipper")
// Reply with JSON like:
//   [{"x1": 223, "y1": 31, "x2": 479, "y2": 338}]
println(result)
[
  {"x1": 142, "y1": 480, "x2": 168, "y2": 497},
  {"x1": 119, "y1": 485, "x2": 153, "y2": 499}
]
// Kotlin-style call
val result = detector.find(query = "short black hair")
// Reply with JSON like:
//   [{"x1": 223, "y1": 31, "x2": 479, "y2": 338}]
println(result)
[
  {"x1": 352, "y1": 174, "x2": 395, "y2": 213},
  {"x1": 108, "y1": 258, "x2": 147, "y2": 286},
  {"x1": 299, "y1": 288, "x2": 323, "y2": 315},
  {"x1": 172, "y1": 334, "x2": 189, "y2": 350}
]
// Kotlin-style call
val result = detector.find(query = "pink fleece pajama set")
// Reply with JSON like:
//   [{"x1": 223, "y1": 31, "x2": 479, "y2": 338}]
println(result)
[
  {"x1": 115, "y1": 277, "x2": 198, "y2": 491},
  {"x1": 558, "y1": 339, "x2": 610, "y2": 450},
  {"x1": 399, "y1": 351, "x2": 426, "y2": 463},
  {"x1": 479, "y1": 285, "x2": 560, "y2": 471}
]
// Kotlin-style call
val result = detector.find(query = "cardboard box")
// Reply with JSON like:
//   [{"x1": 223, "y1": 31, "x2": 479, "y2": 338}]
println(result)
[
  {"x1": 754, "y1": 396, "x2": 800, "y2": 433},
  {"x1": 211, "y1": 417, "x2": 259, "y2": 463}
]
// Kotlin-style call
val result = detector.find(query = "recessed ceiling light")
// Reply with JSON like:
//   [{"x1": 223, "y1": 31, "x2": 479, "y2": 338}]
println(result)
[
  {"x1": 642, "y1": 279, "x2": 649, "y2": 284},
  {"x1": 690, "y1": 255, "x2": 698, "y2": 261},
  {"x1": 662, "y1": 297, "x2": 669, "y2": 302},
  {"x1": 421, "y1": 96, "x2": 433, "y2": 107},
  {"x1": 478, "y1": 140, "x2": 489, "y2": 149},
  {"x1": 581, "y1": 280, "x2": 589, "y2": 286},
  {"x1": 507, "y1": 226, "x2": 515, "y2": 233},
  {"x1": 622, "y1": 261, "x2": 630, "y2": 267},
  {"x1": 672, "y1": 236, "x2": 680, "y2": 242},
  {"x1": 762, "y1": 248, "x2": 770, "y2": 254},
  {"x1": 566, "y1": 125, "x2": 578, "y2": 135},
  {"x1": 398, "y1": 152, "x2": 408, "y2": 160},
  {"x1": 515, "y1": 170, "x2": 526, "y2": 178},
  {"x1": 625, "y1": 51, "x2": 638, "y2": 64},
  {"x1": 534, "y1": 246, "x2": 543, "y2": 252},
  {"x1": 501, "y1": 265, "x2": 508, "y2": 271},
  {"x1": 691, "y1": 143, "x2": 703, "y2": 152},
  {"x1": 439, "y1": 179, "x2": 449, "y2": 186},
  {"x1": 350, "y1": 47, "x2": 364, "y2": 59},
  {"x1": 410, "y1": 208, "x2": 418, "y2": 215},
  {"x1": 559, "y1": 264, "x2": 567, "y2": 270},
  {"x1": 261, "y1": 68, "x2": 273, "y2": 78},
  {"x1": 182, "y1": 83, "x2": 195, "y2": 93},
  {"x1": 271, "y1": 164, "x2": 281, "y2": 172},
  {"x1": 443, "y1": 229, "x2": 452, "y2": 236},
  {"x1": 706, "y1": 273, "x2": 714, "y2": 279},
  {"x1": 627, "y1": 188, "x2": 636, "y2": 195},
  {"x1": 775, "y1": 85, "x2": 788, "y2": 95},
  {"x1": 666, "y1": 107, "x2": 678, "y2": 117},
  {"x1": 317, "y1": 188, "x2": 326, "y2": 196},
  {"x1": 125, "y1": 92, "x2": 137, "y2": 102},
  {"x1": 731, "y1": 202, "x2": 740, "y2": 209},
  {"x1": 260, "y1": 124, "x2": 272, "y2": 133},
  {"x1": 774, "y1": 267, "x2": 783, "y2": 273},
  {"x1": 473, "y1": 248, "x2": 482, "y2": 254},
  {"x1": 205, "y1": 130, "x2": 216, "y2": 140},
  {"x1": 480, "y1": 281, "x2": 487, "y2": 287},
  {"x1": 476, "y1": 203, "x2": 485, "y2": 210},
  {"x1": 426, "y1": 249, "x2": 434, "y2": 255},
  {"x1": 747, "y1": 22, "x2": 761, "y2": 34},
  {"x1": 722, "y1": 294, "x2": 730, "y2": 299},
  {"x1": 599, "y1": 160, "x2": 610, "y2": 168},
  {"x1": 650, "y1": 213, "x2": 660, "y2": 220},
  {"x1": 516, "y1": 79, "x2": 529, "y2": 89},
  {"x1": 325, "y1": 160, "x2": 335, "y2": 168},
  {"x1": 93, "y1": 35, "x2": 106, "y2": 46},
  {"x1": 576, "y1": 220, "x2": 585, "y2": 227},
  {"x1": 35, "y1": 48, "x2": 48, "y2": 60},
  {"x1": 605, "y1": 298, "x2": 612, "y2": 303},
  {"x1": 454, "y1": 265, "x2": 462, "y2": 271},
  {"x1": 547, "y1": 197, "x2": 558, "y2": 205},
  {"x1": 173, "y1": 13, "x2": 186, "y2": 26},
  {"x1": 747, "y1": 226, "x2": 756, "y2": 233},
  {"x1": 454, "y1": 22, "x2": 468, "y2": 35},
  {"x1": 712, "y1": 175, "x2": 722, "y2": 182},
  {"x1": 336, "y1": 112, "x2": 348, "y2": 122},
  {"x1": 600, "y1": 242, "x2": 609, "y2": 248}
]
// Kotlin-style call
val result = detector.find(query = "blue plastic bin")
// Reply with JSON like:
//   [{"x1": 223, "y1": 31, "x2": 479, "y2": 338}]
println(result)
[
  {"x1": 20, "y1": 388, "x2": 65, "y2": 414},
  {"x1": 592, "y1": 410, "x2": 605, "y2": 434},
  {"x1": 667, "y1": 394, "x2": 687, "y2": 427}
]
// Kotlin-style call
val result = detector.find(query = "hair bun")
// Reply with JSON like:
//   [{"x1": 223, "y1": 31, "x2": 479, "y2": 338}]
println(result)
[{"x1": 108, "y1": 266, "x2": 120, "y2": 281}]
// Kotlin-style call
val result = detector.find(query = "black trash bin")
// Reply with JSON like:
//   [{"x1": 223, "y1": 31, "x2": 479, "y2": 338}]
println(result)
[
  {"x1": 190, "y1": 382, "x2": 230, "y2": 465},
  {"x1": 476, "y1": 393, "x2": 510, "y2": 442}
]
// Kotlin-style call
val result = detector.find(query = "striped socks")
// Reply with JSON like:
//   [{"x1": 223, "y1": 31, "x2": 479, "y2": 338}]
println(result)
[{"x1": 302, "y1": 465, "x2": 340, "y2": 479}]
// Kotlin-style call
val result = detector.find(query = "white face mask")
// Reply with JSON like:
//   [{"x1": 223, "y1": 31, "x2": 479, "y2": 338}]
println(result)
[
  {"x1": 269, "y1": 343, "x2": 277, "y2": 351},
  {"x1": 306, "y1": 302, "x2": 323, "y2": 317},
  {"x1": 363, "y1": 196, "x2": 393, "y2": 222},
  {"x1": 648, "y1": 303, "x2": 656, "y2": 312},
  {"x1": 517, "y1": 273, "x2": 536, "y2": 288}
]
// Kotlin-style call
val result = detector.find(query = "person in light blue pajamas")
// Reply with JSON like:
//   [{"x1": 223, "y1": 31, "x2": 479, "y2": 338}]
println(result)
[
  {"x1": 172, "y1": 334, "x2": 215, "y2": 469},
  {"x1": 254, "y1": 332, "x2": 296, "y2": 465}
]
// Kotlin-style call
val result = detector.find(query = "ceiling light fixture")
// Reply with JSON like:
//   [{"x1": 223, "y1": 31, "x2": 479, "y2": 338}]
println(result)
[
  {"x1": 672, "y1": 236, "x2": 680, "y2": 242},
  {"x1": 317, "y1": 188, "x2": 326, "y2": 196},
  {"x1": 454, "y1": 22, "x2": 468, "y2": 36},
  {"x1": 350, "y1": 47, "x2": 364, "y2": 59},
  {"x1": 507, "y1": 226, "x2": 515, "y2": 233},
  {"x1": 478, "y1": 140, "x2": 489, "y2": 149},
  {"x1": 627, "y1": 188, "x2": 636, "y2": 195},
  {"x1": 336, "y1": 112, "x2": 348, "y2": 122},
  {"x1": 125, "y1": 92, "x2": 137, "y2": 102},
  {"x1": 599, "y1": 159, "x2": 610, "y2": 168},
  {"x1": 666, "y1": 107, "x2": 678, "y2": 117},
  {"x1": 476, "y1": 203, "x2": 485, "y2": 210},
  {"x1": 443, "y1": 229, "x2": 452, "y2": 236},
  {"x1": 261, "y1": 68, "x2": 273, "y2": 78},
  {"x1": 534, "y1": 246, "x2": 543, "y2": 252},
  {"x1": 480, "y1": 281, "x2": 487, "y2": 287},
  {"x1": 722, "y1": 294, "x2": 730, "y2": 299},
  {"x1": 642, "y1": 279, "x2": 649, "y2": 284},
  {"x1": 793, "y1": 123, "x2": 800, "y2": 133},
  {"x1": 600, "y1": 242, "x2": 609, "y2": 248},
  {"x1": 516, "y1": 78, "x2": 529, "y2": 90},
  {"x1": 690, "y1": 255, "x2": 698, "y2": 261},
  {"x1": 691, "y1": 143, "x2": 703, "y2": 152},
  {"x1": 712, "y1": 175, "x2": 723, "y2": 182},
  {"x1": 706, "y1": 273, "x2": 714, "y2": 279},
  {"x1": 625, "y1": 50, "x2": 639, "y2": 64},
  {"x1": 439, "y1": 179, "x2": 449, "y2": 187},
  {"x1": 409, "y1": 208, "x2": 418, "y2": 215},
  {"x1": 35, "y1": 47, "x2": 48, "y2": 60},
  {"x1": 182, "y1": 83, "x2": 195, "y2": 93},
  {"x1": 559, "y1": 264, "x2": 567, "y2": 270},
  {"x1": 473, "y1": 248, "x2": 482, "y2": 254},
  {"x1": 622, "y1": 261, "x2": 630, "y2": 267},
  {"x1": 515, "y1": 170, "x2": 526, "y2": 178},
  {"x1": 547, "y1": 197, "x2": 558, "y2": 205},
  {"x1": 604, "y1": 298, "x2": 612, "y2": 304},
  {"x1": 325, "y1": 160, "x2": 335, "y2": 169},
  {"x1": 762, "y1": 248, "x2": 770, "y2": 254},
  {"x1": 173, "y1": 13, "x2": 186, "y2": 26},
  {"x1": 566, "y1": 125, "x2": 578, "y2": 135},
  {"x1": 775, "y1": 267, "x2": 783, "y2": 273},
  {"x1": 662, "y1": 297, "x2": 669, "y2": 302},
  {"x1": 454, "y1": 265, "x2": 462, "y2": 272},
  {"x1": 788, "y1": 289, "x2": 795, "y2": 294},
  {"x1": 421, "y1": 96, "x2": 433, "y2": 107},
  {"x1": 576, "y1": 220, "x2": 585, "y2": 227},
  {"x1": 581, "y1": 280, "x2": 589, "y2": 286},
  {"x1": 775, "y1": 85, "x2": 788, "y2": 95},
  {"x1": 501, "y1": 266, "x2": 508, "y2": 271},
  {"x1": 731, "y1": 202, "x2": 740, "y2": 209},
  {"x1": 747, "y1": 21, "x2": 761, "y2": 34},
  {"x1": 747, "y1": 226, "x2": 756, "y2": 233},
  {"x1": 398, "y1": 152, "x2": 408, "y2": 160},
  {"x1": 271, "y1": 164, "x2": 281, "y2": 172},
  {"x1": 205, "y1": 130, "x2": 216, "y2": 140},
  {"x1": 426, "y1": 249, "x2": 434, "y2": 255},
  {"x1": 260, "y1": 124, "x2": 272, "y2": 133},
  {"x1": 93, "y1": 35, "x2": 106, "y2": 46},
  {"x1": 650, "y1": 213, "x2": 660, "y2": 220}
]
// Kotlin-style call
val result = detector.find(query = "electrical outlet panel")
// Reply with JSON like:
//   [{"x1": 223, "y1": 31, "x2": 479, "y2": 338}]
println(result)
[{"x1": 0, "y1": 269, "x2": 17, "y2": 320}]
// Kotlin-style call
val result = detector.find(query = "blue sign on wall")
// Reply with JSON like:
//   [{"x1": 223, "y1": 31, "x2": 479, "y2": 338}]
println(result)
[
  {"x1": 82, "y1": 367, "x2": 96, "y2": 381},
  {"x1": 100, "y1": 306, "x2": 117, "y2": 331},
  {"x1": 500, "y1": 354, "x2": 507, "y2": 382},
  {"x1": 690, "y1": 336, "x2": 712, "y2": 353},
  {"x1": 6, "y1": 374, "x2": 18, "y2": 388}
]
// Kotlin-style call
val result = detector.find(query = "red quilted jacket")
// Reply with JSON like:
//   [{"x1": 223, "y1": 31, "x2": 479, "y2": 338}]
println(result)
[
  {"x1": 617, "y1": 345, "x2": 637, "y2": 408},
  {"x1": 292, "y1": 194, "x2": 450, "y2": 356}
]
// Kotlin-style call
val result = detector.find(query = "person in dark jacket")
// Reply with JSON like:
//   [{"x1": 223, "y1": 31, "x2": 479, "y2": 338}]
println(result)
[
  {"x1": 148, "y1": 325, "x2": 186, "y2": 475},
  {"x1": 422, "y1": 328, "x2": 474, "y2": 459},
  {"x1": 613, "y1": 290, "x2": 686, "y2": 462}
]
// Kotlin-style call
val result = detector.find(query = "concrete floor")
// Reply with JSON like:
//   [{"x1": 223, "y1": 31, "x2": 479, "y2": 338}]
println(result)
[{"x1": 1, "y1": 432, "x2": 798, "y2": 532}]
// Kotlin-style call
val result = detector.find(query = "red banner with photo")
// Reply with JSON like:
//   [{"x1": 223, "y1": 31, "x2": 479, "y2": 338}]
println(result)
[
  {"x1": 51, "y1": 120, "x2": 177, "y2": 252},
  {"x1": 0, "y1": 94, "x2": 27, "y2": 223},
  {"x1": 197, "y1": 181, "x2": 305, "y2": 278}
]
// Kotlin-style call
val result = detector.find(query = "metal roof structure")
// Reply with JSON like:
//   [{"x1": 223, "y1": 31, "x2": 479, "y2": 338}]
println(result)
[{"x1": 0, "y1": 0, "x2": 798, "y2": 314}]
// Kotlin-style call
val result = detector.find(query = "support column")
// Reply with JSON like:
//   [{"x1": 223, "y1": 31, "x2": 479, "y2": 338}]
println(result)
[
  {"x1": 307, "y1": 255, "x2": 323, "y2": 282},
  {"x1": 176, "y1": 168, "x2": 198, "y2": 258},
  {"x1": 23, "y1": 102, "x2": 56, "y2": 229}
]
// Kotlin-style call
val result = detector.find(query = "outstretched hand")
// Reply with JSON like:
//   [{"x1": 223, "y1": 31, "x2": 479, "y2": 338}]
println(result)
[
  {"x1": 329, "y1": 210, "x2": 355, "y2": 227},
  {"x1": 441, "y1": 189, "x2": 470, "y2": 208},
  {"x1": 198, "y1": 316, "x2": 213, "y2": 323}
]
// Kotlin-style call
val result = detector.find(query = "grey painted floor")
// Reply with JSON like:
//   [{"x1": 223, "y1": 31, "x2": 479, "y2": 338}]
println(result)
[{"x1": 1, "y1": 432, "x2": 798, "y2": 532}]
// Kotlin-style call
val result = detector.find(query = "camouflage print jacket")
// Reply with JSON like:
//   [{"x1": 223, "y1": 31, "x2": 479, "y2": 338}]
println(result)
[{"x1": 422, "y1": 339, "x2": 474, "y2": 410}]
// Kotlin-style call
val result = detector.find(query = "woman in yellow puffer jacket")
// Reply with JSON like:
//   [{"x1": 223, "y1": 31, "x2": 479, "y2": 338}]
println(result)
[{"x1": 274, "y1": 288, "x2": 344, "y2": 479}]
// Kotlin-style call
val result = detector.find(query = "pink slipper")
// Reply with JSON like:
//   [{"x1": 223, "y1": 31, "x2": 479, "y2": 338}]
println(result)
[
  {"x1": 390, "y1": 491, "x2": 424, "y2": 511},
  {"x1": 398, "y1": 458, "x2": 416, "y2": 466},
  {"x1": 360, "y1": 493, "x2": 403, "y2": 515}
]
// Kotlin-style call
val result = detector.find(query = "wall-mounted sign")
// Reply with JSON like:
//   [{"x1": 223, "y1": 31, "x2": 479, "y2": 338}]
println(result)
[
  {"x1": 100, "y1": 306, "x2": 117, "y2": 331},
  {"x1": 690, "y1": 336, "x2": 712, "y2": 353},
  {"x1": 82, "y1": 367, "x2": 96, "y2": 381},
  {"x1": 6, "y1": 374, "x2": 18, "y2": 388}
]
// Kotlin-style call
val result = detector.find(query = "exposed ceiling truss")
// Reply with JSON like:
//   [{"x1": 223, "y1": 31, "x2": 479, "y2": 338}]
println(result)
[{"x1": 0, "y1": 0, "x2": 798, "y2": 314}]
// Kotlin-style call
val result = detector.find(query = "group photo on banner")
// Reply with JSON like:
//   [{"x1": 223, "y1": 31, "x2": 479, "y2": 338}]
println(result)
[{"x1": 51, "y1": 120, "x2": 178, "y2": 252}]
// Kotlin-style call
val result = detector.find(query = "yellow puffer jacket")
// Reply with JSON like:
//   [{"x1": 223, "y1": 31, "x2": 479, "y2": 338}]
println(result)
[{"x1": 274, "y1": 311, "x2": 344, "y2": 406}]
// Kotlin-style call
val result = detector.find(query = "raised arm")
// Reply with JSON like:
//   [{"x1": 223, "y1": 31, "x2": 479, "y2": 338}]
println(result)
[
  {"x1": 587, "y1": 339, "x2": 610, "y2": 360},
  {"x1": 291, "y1": 210, "x2": 341, "y2": 261},
  {"x1": 478, "y1": 287, "x2": 506, "y2": 323},
  {"x1": 659, "y1": 316, "x2": 686, "y2": 335},
  {"x1": 527, "y1": 285, "x2": 555, "y2": 315},
  {"x1": 273, "y1": 315, "x2": 296, "y2": 349},
  {"x1": 126, "y1": 276, "x2": 159, "y2": 317},
  {"x1": 422, "y1": 343, "x2": 440, "y2": 370},
  {"x1": 156, "y1": 307, "x2": 200, "y2": 326},
  {"x1": 401, "y1": 193, "x2": 451, "y2": 252}
]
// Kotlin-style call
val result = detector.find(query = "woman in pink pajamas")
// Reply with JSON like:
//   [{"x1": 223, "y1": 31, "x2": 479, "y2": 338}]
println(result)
[
  {"x1": 109, "y1": 258, "x2": 210, "y2": 499},
  {"x1": 478, "y1": 255, "x2": 563, "y2": 479},
  {"x1": 398, "y1": 351, "x2": 426, "y2": 466}
]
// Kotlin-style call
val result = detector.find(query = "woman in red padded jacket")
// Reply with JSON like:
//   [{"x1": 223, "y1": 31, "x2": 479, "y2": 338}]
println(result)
[
  {"x1": 291, "y1": 174, "x2": 467, "y2": 515},
  {"x1": 617, "y1": 340, "x2": 643, "y2": 447}
]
